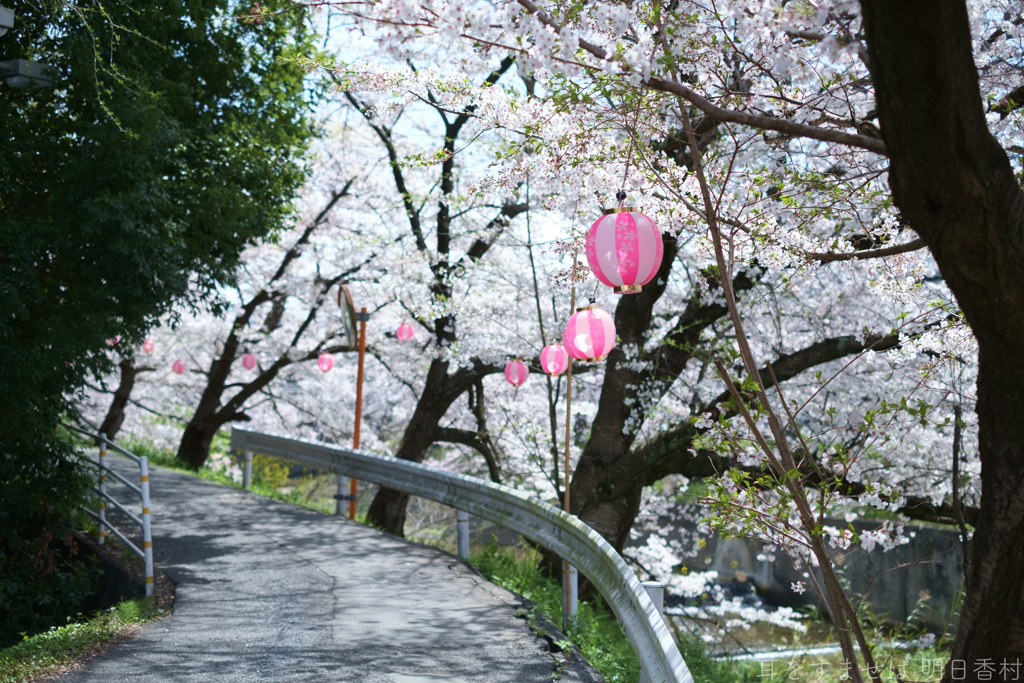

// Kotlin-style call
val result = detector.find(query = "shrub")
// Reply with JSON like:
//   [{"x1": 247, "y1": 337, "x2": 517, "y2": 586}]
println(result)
[{"x1": 0, "y1": 437, "x2": 102, "y2": 648}]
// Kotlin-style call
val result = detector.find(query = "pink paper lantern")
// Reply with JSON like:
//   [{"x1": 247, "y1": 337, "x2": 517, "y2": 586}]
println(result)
[
  {"x1": 396, "y1": 322, "x2": 415, "y2": 342},
  {"x1": 142, "y1": 339, "x2": 155, "y2": 354},
  {"x1": 504, "y1": 359, "x2": 530, "y2": 387},
  {"x1": 541, "y1": 343, "x2": 570, "y2": 376},
  {"x1": 318, "y1": 353, "x2": 334, "y2": 373},
  {"x1": 171, "y1": 359, "x2": 186, "y2": 375},
  {"x1": 242, "y1": 353, "x2": 257, "y2": 370},
  {"x1": 585, "y1": 207, "x2": 663, "y2": 294},
  {"x1": 562, "y1": 306, "x2": 616, "y2": 361}
]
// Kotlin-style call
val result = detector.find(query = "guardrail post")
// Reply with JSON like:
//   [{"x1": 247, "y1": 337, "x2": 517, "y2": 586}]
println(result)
[
  {"x1": 456, "y1": 509, "x2": 470, "y2": 559},
  {"x1": 638, "y1": 581, "x2": 666, "y2": 683},
  {"x1": 563, "y1": 563, "x2": 578, "y2": 627},
  {"x1": 242, "y1": 451, "x2": 253, "y2": 490},
  {"x1": 139, "y1": 456, "x2": 154, "y2": 597},
  {"x1": 97, "y1": 432, "x2": 108, "y2": 545},
  {"x1": 335, "y1": 475, "x2": 350, "y2": 516}
]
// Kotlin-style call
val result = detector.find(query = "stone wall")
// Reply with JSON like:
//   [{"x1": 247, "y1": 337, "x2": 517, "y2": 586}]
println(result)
[{"x1": 627, "y1": 510, "x2": 966, "y2": 631}]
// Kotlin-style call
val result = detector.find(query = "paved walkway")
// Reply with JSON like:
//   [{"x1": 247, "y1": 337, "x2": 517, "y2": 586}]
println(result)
[{"x1": 64, "y1": 458, "x2": 602, "y2": 682}]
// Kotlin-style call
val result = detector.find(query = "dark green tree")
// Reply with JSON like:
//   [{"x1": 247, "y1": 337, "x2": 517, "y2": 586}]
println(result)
[{"x1": 0, "y1": 0, "x2": 316, "y2": 645}]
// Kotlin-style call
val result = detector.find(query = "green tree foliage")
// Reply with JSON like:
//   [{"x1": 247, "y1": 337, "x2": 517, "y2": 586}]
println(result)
[{"x1": 0, "y1": 0, "x2": 316, "y2": 645}]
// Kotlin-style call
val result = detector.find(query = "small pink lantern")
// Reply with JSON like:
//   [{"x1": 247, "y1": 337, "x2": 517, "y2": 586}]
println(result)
[
  {"x1": 563, "y1": 305, "x2": 616, "y2": 361},
  {"x1": 318, "y1": 353, "x2": 334, "y2": 373},
  {"x1": 396, "y1": 322, "x2": 415, "y2": 342},
  {"x1": 585, "y1": 206, "x2": 663, "y2": 294},
  {"x1": 540, "y1": 343, "x2": 570, "y2": 376},
  {"x1": 171, "y1": 359, "x2": 186, "y2": 375},
  {"x1": 142, "y1": 339, "x2": 155, "y2": 354},
  {"x1": 504, "y1": 359, "x2": 530, "y2": 387},
  {"x1": 242, "y1": 353, "x2": 257, "y2": 370}
]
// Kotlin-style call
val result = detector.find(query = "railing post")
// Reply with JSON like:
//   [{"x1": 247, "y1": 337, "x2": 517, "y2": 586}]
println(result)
[
  {"x1": 638, "y1": 581, "x2": 666, "y2": 683},
  {"x1": 97, "y1": 432, "x2": 108, "y2": 545},
  {"x1": 335, "y1": 475, "x2": 350, "y2": 516},
  {"x1": 139, "y1": 456, "x2": 154, "y2": 597},
  {"x1": 242, "y1": 451, "x2": 253, "y2": 490},
  {"x1": 562, "y1": 563, "x2": 578, "y2": 628},
  {"x1": 456, "y1": 509, "x2": 470, "y2": 559}
]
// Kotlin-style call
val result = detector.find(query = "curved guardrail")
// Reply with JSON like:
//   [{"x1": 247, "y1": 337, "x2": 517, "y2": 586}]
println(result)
[{"x1": 230, "y1": 427, "x2": 692, "y2": 683}]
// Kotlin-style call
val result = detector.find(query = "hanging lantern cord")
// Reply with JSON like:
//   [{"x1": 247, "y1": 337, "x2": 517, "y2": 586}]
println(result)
[{"x1": 616, "y1": 189, "x2": 627, "y2": 206}]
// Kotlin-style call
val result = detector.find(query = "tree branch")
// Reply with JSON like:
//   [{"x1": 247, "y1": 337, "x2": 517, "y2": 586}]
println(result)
[
  {"x1": 627, "y1": 333, "x2": 901, "y2": 493},
  {"x1": 806, "y1": 237, "x2": 926, "y2": 263},
  {"x1": 461, "y1": 201, "x2": 529, "y2": 265},
  {"x1": 343, "y1": 90, "x2": 429, "y2": 255},
  {"x1": 514, "y1": 0, "x2": 887, "y2": 155}
]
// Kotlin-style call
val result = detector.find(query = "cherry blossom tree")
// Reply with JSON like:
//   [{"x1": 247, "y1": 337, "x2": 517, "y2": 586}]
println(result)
[
  {"x1": 327, "y1": 57, "x2": 541, "y2": 533},
  {"x1": 80, "y1": 1, "x2": 1020, "y2": 672},
  {"x1": 297, "y1": 0, "x2": 1018, "y2": 676}
]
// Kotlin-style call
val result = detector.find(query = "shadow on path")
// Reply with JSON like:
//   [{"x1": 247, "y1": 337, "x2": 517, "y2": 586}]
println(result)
[{"x1": 62, "y1": 457, "x2": 604, "y2": 683}]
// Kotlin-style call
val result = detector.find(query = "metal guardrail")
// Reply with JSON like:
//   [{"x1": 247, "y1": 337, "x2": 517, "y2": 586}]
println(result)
[
  {"x1": 66, "y1": 425, "x2": 154, "y2": 596},
  {"x1": 230, "y1": 427, "x2": 693, "y2": 683}
]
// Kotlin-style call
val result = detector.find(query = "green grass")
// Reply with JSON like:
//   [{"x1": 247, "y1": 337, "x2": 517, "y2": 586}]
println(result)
[
  {"x1": 469, "y1": 542, "x2": 752, "y2": 683},
  {"x1": 0, "y1": 599, "x2": 163, "y2": 683},
  {"x1": 79, "y1": 434, "x2": 953, "y2": 683},
  {"x1": 117, "y1": 437, "x2": 337, "y2": 516}
]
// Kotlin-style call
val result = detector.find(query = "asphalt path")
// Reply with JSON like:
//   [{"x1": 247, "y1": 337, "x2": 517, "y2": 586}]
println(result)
[{"x1": 63, "y1": 457, "x2": 602, "y2": 682}]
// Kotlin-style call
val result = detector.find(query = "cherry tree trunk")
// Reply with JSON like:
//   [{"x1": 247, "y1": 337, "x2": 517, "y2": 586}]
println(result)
[
  {"x1": 178, "y1": 419, "x2": 221, "y2": 470},
  {"x1": 862, "y1": 0, "x2": 1024, "y2": 667},
  {"x1": 366, "y1": 359, "x2": 455, "y2": 536},
  {"x1": 176, "y1": 338, "x2": 240, "y2": 469},
  {"x1": 98, "y1": 358, "x2": 142, "y2": 440}
]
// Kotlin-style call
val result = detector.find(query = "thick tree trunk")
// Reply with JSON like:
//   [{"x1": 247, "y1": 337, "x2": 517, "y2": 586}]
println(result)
[
  {"x1": 366, "y1": 359, "x2": 457, "y2": 535},
  {"x1": 366, "y1": 354, "x2": 503, "y2": 535},
  {"x1": 569, "y1": 239, "x2": 680, "y2": 534},
  {"x1": 570, "y1": 240, "x2": 751, "y2": 546},
  {"x1": 861, "y1": 0, "x2": 1024, "y2": 668},
  {"x1": 965, "y1": 353, "x2": 1024, "y2": 662},
  {"x1": 177, "y1": 336, "x2": 240, "y2": 469},
  {"x1": 99, "y1": 358, "x2": 149, "y2": 440},
  {"x1": 177, "y1": 419, "x2": 220, "y2": 470}
]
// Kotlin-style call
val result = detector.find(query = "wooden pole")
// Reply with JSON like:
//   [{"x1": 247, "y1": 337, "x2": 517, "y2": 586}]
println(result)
[
  {"x1": 563, "y1": 255, "x2": 578, "y2": 628},
  {"x1": 351, "y1": 307, "x2": 368, "y2": 520}
]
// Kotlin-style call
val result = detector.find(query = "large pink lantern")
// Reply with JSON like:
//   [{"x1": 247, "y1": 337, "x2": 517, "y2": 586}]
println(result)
[
  {"x1": 318, "y1": 353, "x2": 334, "y2": 373},
  {"x1": 504, "y1": 359, "x2": 530, "y2": 387},
  {"x1": 171, "y1": 359, "x2": 186, "y2": 375},
  {"x1": 142, "y1": 339, "x2": 155, "y2": 354},
  {"x1": 541, "y1": 343, "x2": 570, "y2": 376},
  {"x1": 242, "y1": 353, "x2": 257, "y2": 370},
  {"x1": 586, "y1": 207, "x2": 663, "y2": 294},
  {"x1": 563, "y1": 306, "x2": 616, "y2": 361},
  {"x1": 396, "y1": 322, "x2": 415, "y2": 342}
]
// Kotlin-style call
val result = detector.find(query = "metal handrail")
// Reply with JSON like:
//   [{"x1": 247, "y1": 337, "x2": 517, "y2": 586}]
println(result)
[
  {"x1": 65, "y1": 423, "x2": 141, "y2": 463},
  {"x1": 80, "y1": 458, "x2": 143, "y2": 496},
  {"x1": 83, "y1": 508, "x2": 144, "y2": 558},
  {"x1": 92, "y1": 488, "x2": 144, "y2": 528},
  {"x1": 67, "y1": 425, "x2": 154, "y2": 597},
  {"x1": 231, "y1": 426, "x2": 693, "y2": 683}
]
